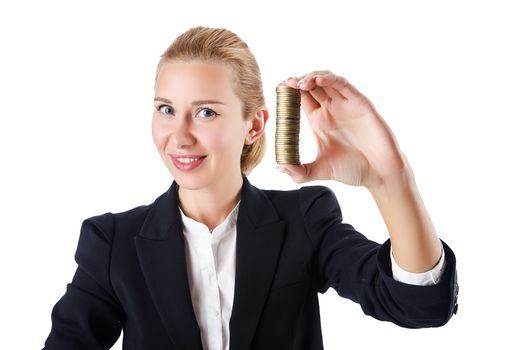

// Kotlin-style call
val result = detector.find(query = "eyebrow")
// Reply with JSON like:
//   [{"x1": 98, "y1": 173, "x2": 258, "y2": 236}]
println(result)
[{"x1": 154, "y1": 97, "x2": 226, "y2": 106}]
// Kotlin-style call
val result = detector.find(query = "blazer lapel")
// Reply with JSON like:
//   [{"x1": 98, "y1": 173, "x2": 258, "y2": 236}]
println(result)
[
  {"x1": 229, "y1": 176, "x2": 286, "y2": 350},
  {"x1": 134, "y1": 175, "x2": 286, "y2": 350},
  {"x1": 134, "y1": 180, "x2": 203, "y2": 349}
]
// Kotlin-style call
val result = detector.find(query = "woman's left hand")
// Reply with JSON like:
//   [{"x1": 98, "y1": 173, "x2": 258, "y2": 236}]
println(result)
[{"x1": 277, "y1": 70, "x2": 410, "y2": 189}]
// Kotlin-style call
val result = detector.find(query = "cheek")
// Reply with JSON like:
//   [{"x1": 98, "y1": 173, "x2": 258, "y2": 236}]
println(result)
[
  {"x1": 151, "y1": 119, "x2": 166, "y2": 149},
  {"x1": 205, "y1": 132, "x2": 228, "y2": 151},
  {"x1": 205, "y1": 128, "x2": 244, "y2": 155}
]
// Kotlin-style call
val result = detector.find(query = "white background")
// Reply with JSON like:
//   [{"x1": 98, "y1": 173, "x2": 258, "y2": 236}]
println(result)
[{"x1": 1, "y1": 0, "x2": 527, "y2": 348}]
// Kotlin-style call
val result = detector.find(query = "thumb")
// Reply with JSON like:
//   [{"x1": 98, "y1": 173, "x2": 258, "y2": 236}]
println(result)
[{"x1": 276, "y1": 162, "x2": 319, "y2": 183}]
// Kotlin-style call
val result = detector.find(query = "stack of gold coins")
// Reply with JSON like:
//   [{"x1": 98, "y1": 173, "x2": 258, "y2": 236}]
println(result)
[{"x1": 275, "y1": 83, "x2": 301, "y2": 165}]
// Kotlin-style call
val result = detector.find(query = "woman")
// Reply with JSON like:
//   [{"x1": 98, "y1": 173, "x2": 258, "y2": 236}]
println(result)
[{"x1": 43, "y1": 26, "x2": 458, "y2": 350}]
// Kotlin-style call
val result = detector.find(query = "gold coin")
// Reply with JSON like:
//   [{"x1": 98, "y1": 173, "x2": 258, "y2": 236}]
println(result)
[{"x1": 275, "y1": 83, "x2": 301, "y2": 165}]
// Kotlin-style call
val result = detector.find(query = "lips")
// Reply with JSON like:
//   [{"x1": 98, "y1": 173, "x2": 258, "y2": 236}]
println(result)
[
  {"x1": 170, "y1": 154, "x2": 207, "y2": 171},
  {"x1": 170, "y1": 154, "x2": 206, "y2": 159}
]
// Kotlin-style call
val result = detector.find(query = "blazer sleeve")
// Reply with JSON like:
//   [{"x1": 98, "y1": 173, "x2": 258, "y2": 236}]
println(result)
[
  {"x1": 43, "y1": 212, "x2": 123, "y2": 350},
  {"x1": 300, "y1": 185, "x2": 458, "y2": 329}
]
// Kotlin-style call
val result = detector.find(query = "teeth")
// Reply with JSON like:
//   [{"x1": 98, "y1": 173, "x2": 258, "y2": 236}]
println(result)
[{"x1": 177, "y1": 157, "x2": 202, "y2": 163}]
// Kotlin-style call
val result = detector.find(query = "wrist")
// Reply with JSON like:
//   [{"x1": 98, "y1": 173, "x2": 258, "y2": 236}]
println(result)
[{"x1": 366, "y1": 160, "x2": 415, "y2": 201}]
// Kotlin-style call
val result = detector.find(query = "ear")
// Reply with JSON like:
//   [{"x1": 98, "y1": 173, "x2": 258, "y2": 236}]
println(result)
[{"x1": 245, "y1": 108, "x2": 269, "y2": 145}]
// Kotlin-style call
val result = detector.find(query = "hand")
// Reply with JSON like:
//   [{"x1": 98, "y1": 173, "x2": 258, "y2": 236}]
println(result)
[{"x1": 277, "y1": 70, "x2": 410, "y2": 189}]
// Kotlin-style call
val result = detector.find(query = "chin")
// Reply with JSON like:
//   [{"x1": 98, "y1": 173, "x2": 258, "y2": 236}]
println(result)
[{"x1": 171, "y1": 172, "x2": 211, "y2": 191}]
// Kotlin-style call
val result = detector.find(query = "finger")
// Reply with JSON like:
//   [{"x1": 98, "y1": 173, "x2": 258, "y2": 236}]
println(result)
[
  {"x1": 299, "y1": 70, "x2": 333, "y2": 83},
  {"x1": 306, "y1": 85, "x2": 331, "y2": 106},
  {"x1": 296, "y1": 75, "x2": 330, "y2": 105},
  {"x1": 276, "y1": 163, "x2": 310, "y2": 183},
  {"x1": 281, "y1": 76, "x2": 297, "y2": 87},
  {"x1": 300, "y1": 75, "x2": 351, "y2": 107},
  {"x1": 282, "y1": 70, "x2": 332, "y2": 89},
  {"x1": 279, "y1": 79, "x2": 321, "y2": 115},
  {"x1": 313, "y1": 75, "x2": 347, "y2": 100},
  {"x1": 276, "y1": 160, "x2": 328, "y2": 183},
  {"x1": 282, "y1": 76, "x2": 304, "y2": 89},
  {"x1": 313, "y1": 73, "x2": 361, "y2": 100},
  {"x1": 299, "y1": 89, "x2": 321, "y2": 115}
]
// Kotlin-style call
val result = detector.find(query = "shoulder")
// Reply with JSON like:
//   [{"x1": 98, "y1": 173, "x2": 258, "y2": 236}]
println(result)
[
  {"x1": 298, "y1": 185, "x2": 339, "y2": 211},
  {"x1": 255, "y1": 183, "x2": 340, "y2": 216},
  {"x1": 80, "y1": 203, "x2": 152, "y2": 243},
  {"x1": 256, "y1": 183, "x2": 336, "y2": 199}
]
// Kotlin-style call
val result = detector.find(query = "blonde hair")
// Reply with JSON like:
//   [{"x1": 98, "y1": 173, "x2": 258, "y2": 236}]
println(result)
[{"x1": 155, "y1": 26, "x2": 266, "y2": 176}]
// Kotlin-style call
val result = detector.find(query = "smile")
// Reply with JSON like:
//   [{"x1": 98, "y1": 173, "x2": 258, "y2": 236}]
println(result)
[{"x1": 170, "y1": 155, "x2": 206, "y2": 171}]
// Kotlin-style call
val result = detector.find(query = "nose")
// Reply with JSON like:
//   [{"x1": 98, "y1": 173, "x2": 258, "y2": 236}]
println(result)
[{"x1": 170, "y1": 117, "x2": 196, "y2": 148}]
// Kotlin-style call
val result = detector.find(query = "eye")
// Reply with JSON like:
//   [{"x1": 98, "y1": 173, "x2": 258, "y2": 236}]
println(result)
[
  {"x1": 196, "y1": 107, "x2": 219, "y2": 119},
  {"x1": 155, "y1": 104, "x2": 220, "y2": 119},
  {"x1": 157, "y1": 104, "x2": 173, "y2": 115}
]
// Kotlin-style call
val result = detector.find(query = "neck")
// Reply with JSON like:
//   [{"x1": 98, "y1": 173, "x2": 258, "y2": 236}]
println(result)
[{"x1": 177, "y1": 173, "x2": 244, "y2": 232}]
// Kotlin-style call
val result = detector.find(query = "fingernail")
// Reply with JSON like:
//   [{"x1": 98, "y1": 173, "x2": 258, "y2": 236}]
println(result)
[
  {"x1": 276, "y1": 166, "x2": 291, "y2": 175},
  {"x1": 296, "y1": 78, "x2": 305, "y2": 87}
]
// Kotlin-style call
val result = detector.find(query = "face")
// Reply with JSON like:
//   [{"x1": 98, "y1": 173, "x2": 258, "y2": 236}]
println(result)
[{"x1": 152, "y1": 60, "x2": 254, "y2": 192}]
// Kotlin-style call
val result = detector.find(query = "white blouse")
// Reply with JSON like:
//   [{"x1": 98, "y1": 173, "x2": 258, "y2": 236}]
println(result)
[{"x1": 179, "y1": 200, "x2": 446, "y2": 350}]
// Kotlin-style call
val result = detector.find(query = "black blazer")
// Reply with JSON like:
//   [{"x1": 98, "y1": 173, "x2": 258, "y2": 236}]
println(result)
[{"x1": 43, "y1": 175, "x2": 458, "y2": 349}]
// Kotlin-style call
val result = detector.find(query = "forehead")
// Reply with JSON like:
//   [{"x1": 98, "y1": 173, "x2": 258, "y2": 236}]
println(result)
[{"x1": 155, "y1": 61, "x2": 237, "y2": 102}]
